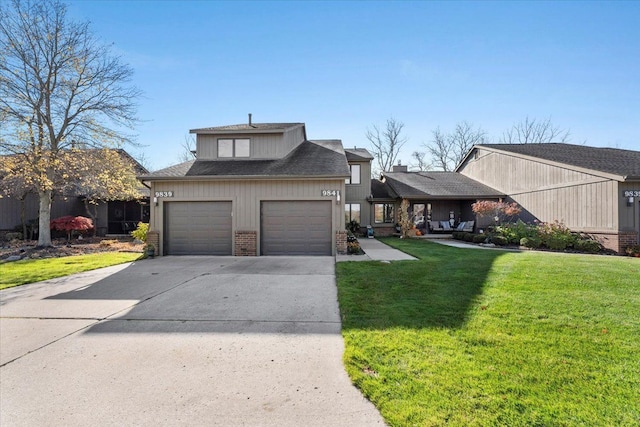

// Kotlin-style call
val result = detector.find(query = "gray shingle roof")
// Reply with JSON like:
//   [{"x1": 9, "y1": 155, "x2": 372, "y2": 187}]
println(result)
[
  {"x1": 345, "y1": 148, "x2": 374, "y2": 161},
  {"x1": 190, "y1": 123, "x2": 304, "y2": 133},
  {"x1": 478, "y1": 143, "x2": 640, "y2": 179},
  {"x1": 371, "y1": 179, "x2": 397, "y2": 199},
  {"x1": 140, "y1": 141, "x2": 349, "y2": 179},
  {"x1": 383, "y1": 171, "x2": 505, "y2": 199}
]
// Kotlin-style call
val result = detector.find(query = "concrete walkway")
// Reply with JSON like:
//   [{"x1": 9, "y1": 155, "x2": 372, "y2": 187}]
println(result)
[
  {"x1": 0, "y1": 257, "x2": 385, "y2": 426},
  {"x1": 432, "y1": 238, "x2": 521, "y2": 251},
  {"x1": 336, "y1": 238, "x2": 416, "y2": 262}
]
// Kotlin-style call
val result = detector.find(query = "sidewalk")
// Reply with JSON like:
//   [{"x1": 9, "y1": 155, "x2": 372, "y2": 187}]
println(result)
[{"x1": 336, "y1": 238, "x2": 416, "y2": 262}]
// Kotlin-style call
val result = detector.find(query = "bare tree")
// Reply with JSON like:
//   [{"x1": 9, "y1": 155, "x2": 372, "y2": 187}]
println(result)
[
  {"x1": 500, "y1": 116, "x2": 570, "y2": 144},
  {"x1": 0, "y1": 0, "x2": 141, "y2": 247},
  {"x1": 423, "y1": 121, "x2": 487, "y2": 171},
  {"x1": 179, "y1": 134, "x2": 196, "y2": 163},
  {"x1": 366, "y1": 118, "x2": 408, "y2": 176},
  {"x1": 410, "y1": 150, "x2": 428, "y2": 171}
]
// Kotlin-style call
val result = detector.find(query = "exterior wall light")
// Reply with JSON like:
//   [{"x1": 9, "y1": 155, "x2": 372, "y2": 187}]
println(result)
[
  {"x1": 628, "y1": 196, "x2": 635, "y2": 206},
  {"x1": 153, "y1": 196, "x2": 158, "y2": 206}
]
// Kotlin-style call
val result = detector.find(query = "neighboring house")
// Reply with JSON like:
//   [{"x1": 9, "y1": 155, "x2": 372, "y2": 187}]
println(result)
[
  {"x1": 138, "y1": 121, "x2": 350, "y2": 256},
  {"x1": 377, "y1": 164, "x2": 506, "y2": 234},
  {"x1": 0, "y1": 149, "x2": 149, "y2": 237},
  {"x1": 457, "y1": 143, "x2": 640, "y2": 253}
]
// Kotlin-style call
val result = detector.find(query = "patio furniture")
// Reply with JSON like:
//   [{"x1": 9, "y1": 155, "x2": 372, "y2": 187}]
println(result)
[
  {"x1": 428, "y1": 220, "x2": 443, "y2": 232},
  {"x1": 455, "y1": 221, "x2": 475, "y2": 232}
]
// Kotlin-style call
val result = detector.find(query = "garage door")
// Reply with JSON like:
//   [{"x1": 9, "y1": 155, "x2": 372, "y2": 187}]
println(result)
[
  {"x1": 261, "y1": 201, "x2": 332, "y2": 255},
  {"x1": 164, "y1": 201, "x2": 232, "y2": 255}
]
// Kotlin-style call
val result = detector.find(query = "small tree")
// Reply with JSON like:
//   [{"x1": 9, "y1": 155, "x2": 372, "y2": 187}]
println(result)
[
  {"x1": 472, "y1": 200, "x2": 521, "y2": 224},
  {"x1": 50, "y1": 215, "x2": 93, "y2": 241}
]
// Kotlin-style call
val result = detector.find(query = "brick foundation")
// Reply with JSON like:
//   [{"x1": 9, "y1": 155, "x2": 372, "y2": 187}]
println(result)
[
  {"x1": 235, "y1": 231, "x2": 257, "y2": 256},
  {"x1": 336, "y1": 231, "x2": 347, "y2": 255},
  {"x1": 147, "y1": 230, "x2": 159, "y2": 256},
  {"x1": 590, "y1": 231, "x2": 639, "y2": 254}
]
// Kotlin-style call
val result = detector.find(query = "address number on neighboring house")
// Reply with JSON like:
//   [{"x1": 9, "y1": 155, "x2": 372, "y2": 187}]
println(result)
[
  {"x1": 623, "y1": 190, "x2": 640, "y2": 197},
  {"x1": 321, "y1": 190, "x2": 340, "y2": 197},
  {"x1": 154, "y1": 191, "x2": 174, "y2": 198}
]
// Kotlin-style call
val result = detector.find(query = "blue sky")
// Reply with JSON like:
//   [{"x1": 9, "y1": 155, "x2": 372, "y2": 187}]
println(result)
[{"x1": 67, "y1": 1, "x2": 639, "y2": 170}]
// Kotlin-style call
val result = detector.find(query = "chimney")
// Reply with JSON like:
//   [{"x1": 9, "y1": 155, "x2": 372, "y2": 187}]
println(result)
[
  {"x1": 392, "y1": 164, "x2": 408, "y2": 173},
  {"x1": 248, "y1": 113, "x2": 252, "y2": 126}
]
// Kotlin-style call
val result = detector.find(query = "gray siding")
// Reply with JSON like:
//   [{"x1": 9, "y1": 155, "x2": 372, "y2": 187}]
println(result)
[
  {"x1": 459, "y1": 148, "x2": 619, "y2": 232},
  {"x1": 196, "y1": 127, "x2": 305, "y2": 160},
  {"x1": 150, "y1": 178, "x2": 345, "y2": 255},
  {"x1": 0, "y1": 193, "x2": 85, "y2": 230},
  {"x1": 619, "y1": 181, "x2": 640, "y2": 235},
  {"x1": 345, "y1": 161, "x2": 372, "y2": 226}
]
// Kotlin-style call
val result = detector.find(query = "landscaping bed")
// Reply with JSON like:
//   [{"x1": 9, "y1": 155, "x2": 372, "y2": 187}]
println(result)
[{"x1": 0, "y1": 237, "x2": 144, "y2": 262}]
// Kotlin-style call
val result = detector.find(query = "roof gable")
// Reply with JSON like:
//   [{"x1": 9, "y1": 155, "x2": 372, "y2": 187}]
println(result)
[
  {"x1": 470, "y1": 143, "x2": 640, "y2": 180},
  {"x1": 344, "y1": 148, "x2": 374, "y2": 161}
]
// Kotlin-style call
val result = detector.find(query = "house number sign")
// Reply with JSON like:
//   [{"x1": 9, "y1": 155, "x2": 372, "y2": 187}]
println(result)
[
  {"x1": 154, "y1": 191, "x2": 174, "y2": 198},
  {"x1": 321, "y1": 190, "x2": 340, "y2": 197},
  {"x1": 623, "y1": 190, "x2": 640, "y2": 197}
]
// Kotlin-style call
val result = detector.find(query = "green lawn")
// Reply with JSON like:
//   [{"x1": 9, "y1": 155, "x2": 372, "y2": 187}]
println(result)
[
  {"x1": 0, "y1": 252, "x2": 142, "y2": 290},
  {"x1": 336, "y1": 239, "x2": 640, "y2": 427}
]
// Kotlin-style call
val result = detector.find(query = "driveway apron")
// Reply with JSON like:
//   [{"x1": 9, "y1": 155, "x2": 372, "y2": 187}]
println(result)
[{"x1": 0, "y1": 256, "x2": 385, "y2": 426}]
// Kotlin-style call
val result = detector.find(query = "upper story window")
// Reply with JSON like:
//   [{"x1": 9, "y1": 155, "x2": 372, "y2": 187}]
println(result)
[
  {"x1": 218, "y1": 138, "x2": 250, "y2": 158},
  {"x1": 346, "y1": 164, "x2": 361, "y2": 185}
]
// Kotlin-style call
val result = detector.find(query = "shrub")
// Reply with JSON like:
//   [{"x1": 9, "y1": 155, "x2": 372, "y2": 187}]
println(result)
[
  {"x1": 625, "y1": 245, "x2": 640, "y2": 256},
  {"x1": 520, "y1": 236, "x2": 542, "y2": 248},
  {"x1": 50, "y1": 216, "x2": 94, "y2": 241},
  {"x1": 346, "y1": 219, "x2": 361, "y2": 234},
  {"x1": 452, "y1": 231, "x2": 464, "y2": 240},
  {"x1": 347, "y1": 240, "x2": 361, "y2": 254},
  {"x1": 5, "y1": 232, "x2": 22, "y2": 241},
  {"x1": 130, "y1": 222, "x2": 149, "y2": 242},
  {"x1": 537, "y1": 220, "x2": 576, "y2": 250},
  {"x1": 472, "y1": 234, "x2": 486, "y2": 243},
  {"x1": 491, "y1": 235, "x2": 508, "y2": 246},
  {"x1": 471, "y1": 200, "x2": 522, "y2": 223},
  {"x1": 574, "y1": 239, "x2": 601, "y2": 253},
  {"x1": 495, "y1": 220, "x2": 538, "y2": 244},
  {"x1": 464, "y1": 233, "x2": 475, "y2": 242}
]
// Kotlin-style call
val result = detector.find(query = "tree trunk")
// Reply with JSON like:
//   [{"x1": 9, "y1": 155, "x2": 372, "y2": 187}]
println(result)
[
  {"x1": 37, "y1": 190, "x2": 53, "y2": 247},
  {"x1": 84, "y1": 199, "x2": 99, "y2": 237},
  {"x1": 20, "y1": 196, "x2": 27, "y2": 240}
]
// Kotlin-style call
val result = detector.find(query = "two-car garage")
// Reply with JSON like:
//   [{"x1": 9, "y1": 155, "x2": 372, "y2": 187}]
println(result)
[{"x1": 163, "y1": 200, "x2": 332, "y2": 256}]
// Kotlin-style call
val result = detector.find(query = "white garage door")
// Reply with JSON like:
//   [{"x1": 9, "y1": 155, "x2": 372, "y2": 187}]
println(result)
[
  {"x1": 261, "y1": 201, "x2": 332, "y2": 255},
  {"x1": 164, "y1": 201, "x2": 232, "y2": 255}
]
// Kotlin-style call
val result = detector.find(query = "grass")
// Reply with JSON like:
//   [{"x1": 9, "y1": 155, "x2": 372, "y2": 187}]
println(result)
[
  {"x1": 0, "y1": 252, "x2": 142, "y2": 290},
  {"x1": 336, "y1": 238, "x2": 640, "y2": 426}
]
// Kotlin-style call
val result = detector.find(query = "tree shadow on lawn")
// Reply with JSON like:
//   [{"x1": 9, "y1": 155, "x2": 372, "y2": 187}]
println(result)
[{"x1": 336, "y1": 239, "x2": 506, "y2": 330}]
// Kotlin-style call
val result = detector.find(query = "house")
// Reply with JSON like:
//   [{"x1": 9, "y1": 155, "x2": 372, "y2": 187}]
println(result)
[
  {"x1": 138, "y1": 120, "x2": 350, "y2": 256},
  {"x1": 376, "y1": 164, "x2": 506, "y2": 234},
  {"x1": 457, "y1": 143, "x2": 640, "y2": 253},
  {"x1": 0, "y1": 149, "x2": 149, "y2": 237},
  {"x1": 344, "y1": 148, "x2": 374, "y2": 227}
]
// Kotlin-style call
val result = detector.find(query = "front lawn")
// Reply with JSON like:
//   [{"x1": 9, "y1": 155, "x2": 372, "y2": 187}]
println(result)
[
  {"x1": 0, "y1": 252, "x2": 141, "y2": 290},
  {"x1": 336, "y1": 239, "x2": 640, "y2": 426}
]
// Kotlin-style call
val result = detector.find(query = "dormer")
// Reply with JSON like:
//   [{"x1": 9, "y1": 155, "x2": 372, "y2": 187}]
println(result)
[{"x1": 190, "y1": 116, "x2": 307, "y2": 160}]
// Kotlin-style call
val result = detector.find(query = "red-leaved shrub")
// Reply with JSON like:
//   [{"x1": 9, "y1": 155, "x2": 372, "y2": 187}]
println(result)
[{"x1": 50, "y1": 216, "x2": 94, "y2": 240}]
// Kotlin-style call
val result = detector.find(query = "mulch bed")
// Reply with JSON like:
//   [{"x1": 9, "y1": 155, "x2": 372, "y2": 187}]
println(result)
[{"x1": 0, "y1": 237, "x2": 144, "y2": 261}]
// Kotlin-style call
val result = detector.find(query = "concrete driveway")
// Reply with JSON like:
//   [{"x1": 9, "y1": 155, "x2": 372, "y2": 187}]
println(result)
[{"x1": 0, "y1": 257, "x2": 385, "y2": 426}]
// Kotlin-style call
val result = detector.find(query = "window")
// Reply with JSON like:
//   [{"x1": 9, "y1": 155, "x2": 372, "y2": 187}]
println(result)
[
  {"x1": 374, "y1": 203, "x2": 395, "y2": 223},
  {"x1": 345, "y1": 203, "x2": 361, "y2": 224},
  {"x1": 345, "y1": 164, "x2": 361, "y2": 185},
  {"x1": 218, "y1": 138, "x2": 250, "y2": 158}
]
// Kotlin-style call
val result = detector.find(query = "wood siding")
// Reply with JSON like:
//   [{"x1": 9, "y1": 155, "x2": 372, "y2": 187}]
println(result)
[
  {"x1": 150, "y1": 178, "x2": 345, "y2": 255},
  {"x1": 459, "y1": 148, "x2": 619, "y2": 232},
  {"x1": 619, "y1": 181, "x2": 640, "y2": 236},
  {"x1": 195, "y1": 127, "x2": 305, "y2": 160},
  {"x1": 345, "y1": 160, "x2": 372, "y2": 226},
  {"x1": 0, "y1": 194, "x2": 86, "y2": 230}
]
